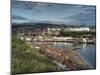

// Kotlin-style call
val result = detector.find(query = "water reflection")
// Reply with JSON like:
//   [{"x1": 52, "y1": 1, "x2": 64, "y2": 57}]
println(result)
[{"x1": 82, "y1": 43, "x2": 87, "y2": 49}]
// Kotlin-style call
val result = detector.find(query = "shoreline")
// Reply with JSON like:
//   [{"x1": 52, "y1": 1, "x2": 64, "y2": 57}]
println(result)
[
  {"x1": 63, "y1": 49, "x2": 92, "y2": 69},
  {"x1": 27, "y1": 41, "x2": 95, "y2": 70},
  {"x1": 75, "y1": 51, "x2": 93, "y2": 68},
  {"x1": 26, "y1": 40, "x2": 95, "y2": 44}
]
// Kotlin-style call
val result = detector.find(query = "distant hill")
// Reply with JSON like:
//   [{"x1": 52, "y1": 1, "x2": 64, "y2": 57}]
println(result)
[{"x1": 12, "y1": 22, "x2": 95, "y2": 29}]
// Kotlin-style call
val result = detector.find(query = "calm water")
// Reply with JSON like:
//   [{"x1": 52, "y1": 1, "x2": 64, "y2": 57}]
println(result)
[
  {"x1": 77, "y1": 44, "x2": 96, "y2": 68},
  {"x1": 32, "y1": 42, "x2": 96, "y2": 68}
]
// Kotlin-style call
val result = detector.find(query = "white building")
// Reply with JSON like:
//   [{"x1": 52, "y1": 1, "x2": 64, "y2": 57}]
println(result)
[
  {"x1": 64, "y1": 27, "x2": 90, "y2": 31},
  {"x1": 47, "y1": 28, "x2": 61, "y2": 35},
  {"x1": 53, "y1": 37, "x2": 73, "y2": 41},
  {"x1": 47, "y1": 28, "x2": 61, "y2": 31}
]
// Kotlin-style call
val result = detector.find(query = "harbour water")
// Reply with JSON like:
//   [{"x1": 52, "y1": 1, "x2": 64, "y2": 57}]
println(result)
[
  {"x1": 77, "y1": 44, "x2": 96, "y2": 68},
  {"x1": 32, "y1": 42, "x2": 96, "y2": 68}
]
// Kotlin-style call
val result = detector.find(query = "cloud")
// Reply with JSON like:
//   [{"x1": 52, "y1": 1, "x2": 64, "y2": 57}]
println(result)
[
  {"x1": 84, "y1": 8, "x2": 96, "y2": 15},
  {"x1": 12, "y1": 1, "x2": 96, "y2": 25},
  {"x1": 61, "y1": 10, "x2": 95, "y2": 25},
  {"x1": 12, "y1": 1, "x2": 36, "y2": 10},
  {"x1": 12, "y1": 1, "x2": 52, "y2": 12},
  {"x1": 62, "y1": 5, "x2": 95, "y2": 20},
  {"x1": 12, "y1": 15, "x2": 28, "y2": 20}
]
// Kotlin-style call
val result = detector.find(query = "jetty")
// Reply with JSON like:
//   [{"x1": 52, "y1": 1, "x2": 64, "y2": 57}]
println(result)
[{"x1": 22, "y1": 36, "x2": 95, "y2": 44}]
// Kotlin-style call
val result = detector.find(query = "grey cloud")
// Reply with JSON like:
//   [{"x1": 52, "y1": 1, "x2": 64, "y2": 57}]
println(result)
[
  {"x1": 12, "y1": 15, "x2": 28, "y2": 20},
  {"x1": 12, "y1": 1, "x2": 53, "y2": 11},
  {"x1": 62, "y1": 11, "x2": 95, "y2": 25}
]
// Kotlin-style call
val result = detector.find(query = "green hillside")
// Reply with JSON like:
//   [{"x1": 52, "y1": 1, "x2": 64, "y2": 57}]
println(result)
[{"x1": 12, "y1": 36, "x2": 59, "y2": 75}]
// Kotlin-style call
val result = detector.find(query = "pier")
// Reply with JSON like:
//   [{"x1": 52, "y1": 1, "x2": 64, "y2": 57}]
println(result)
[{"x1": 22, "y1": 36, "x2": 95, "y2": 44}]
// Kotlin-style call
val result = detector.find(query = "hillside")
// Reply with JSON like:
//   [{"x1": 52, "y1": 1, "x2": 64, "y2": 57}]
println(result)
[{"x1": 12, "y1": 36, "x2": 60, "y2": 75}]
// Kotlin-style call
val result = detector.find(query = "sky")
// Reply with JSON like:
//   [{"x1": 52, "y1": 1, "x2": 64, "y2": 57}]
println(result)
[{"x1": 12, "y1": 0, "x2": 96, "y2": 25}]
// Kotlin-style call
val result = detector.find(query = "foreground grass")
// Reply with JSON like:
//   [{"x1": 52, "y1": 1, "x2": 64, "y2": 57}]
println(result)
[{"x1": 12, "y1": 36, "x2": 59, "y2": 75}]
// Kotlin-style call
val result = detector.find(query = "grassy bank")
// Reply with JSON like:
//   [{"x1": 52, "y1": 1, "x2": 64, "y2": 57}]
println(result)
[{"x1": 12, "y1": 36, "x2": 59, "y2": 75}]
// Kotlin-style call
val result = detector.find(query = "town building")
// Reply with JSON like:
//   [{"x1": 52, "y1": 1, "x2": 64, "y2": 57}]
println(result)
[
  {"x1": 47, "y1": 28, "x2": 61, "y2": 35},
  {"x1": 64, "y1": 27, "x2": 90, "y2": 32}
]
